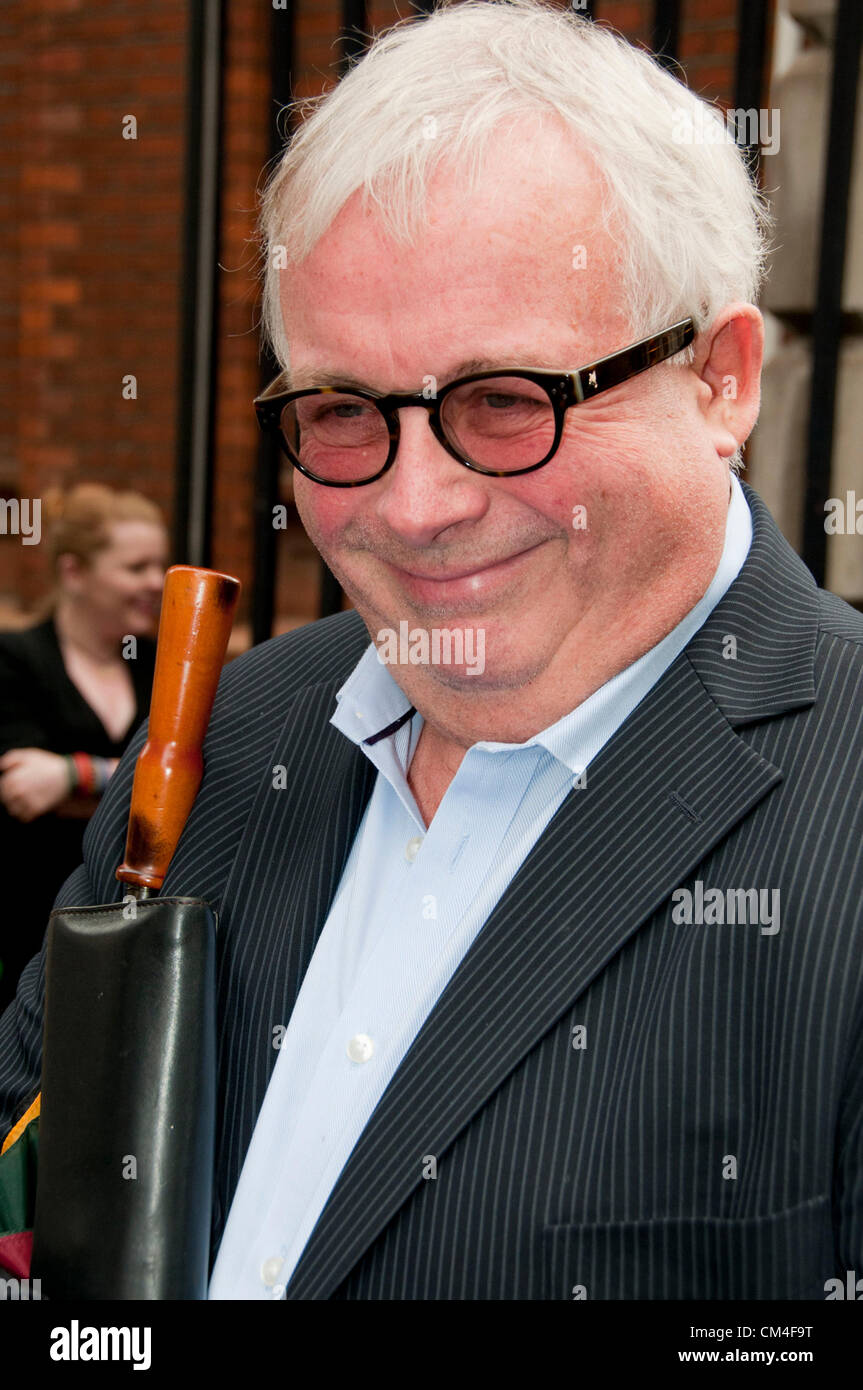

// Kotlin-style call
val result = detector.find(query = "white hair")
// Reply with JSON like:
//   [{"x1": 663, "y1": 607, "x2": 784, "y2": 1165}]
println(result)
[{"x1": 259, "y1": 0, "x2": 774, "y2": 470}]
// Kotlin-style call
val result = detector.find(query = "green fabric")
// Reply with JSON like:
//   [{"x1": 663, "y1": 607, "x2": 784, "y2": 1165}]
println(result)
[{"x1": 0, "y1": 1116, "x2": 39, "y2": 1237}]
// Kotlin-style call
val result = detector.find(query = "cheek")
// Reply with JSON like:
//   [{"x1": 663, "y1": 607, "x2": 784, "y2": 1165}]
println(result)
[
  {"x1": 91, "y1": 571, "x2": 116, "y2": 600},
  {"x1": 101, "y1": 569, "x2": 137, "y2": 600},
  {"x1": 552, "y1": 418, "x2": 671, "y2": 507},
  {"x1": 293, "y1": 487, "x2": 322, "y2": 545},
  {"x1": 501, "y1": 470, "x2": 600, "y2": 540},
  {"x1": 294, "y1": 478, "x2": 361, "y2": 547}
]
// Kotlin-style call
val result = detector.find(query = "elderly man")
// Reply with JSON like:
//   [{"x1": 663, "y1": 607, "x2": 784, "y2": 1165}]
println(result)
[{"x1": 2, "y1": 0, "x2": 862, "y2": 1301}]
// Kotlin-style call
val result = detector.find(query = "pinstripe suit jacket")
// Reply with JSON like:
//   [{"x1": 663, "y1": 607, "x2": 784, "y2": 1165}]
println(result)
[{"x1": 2, "y1": 484, "x2": 863, "y2": 1300}]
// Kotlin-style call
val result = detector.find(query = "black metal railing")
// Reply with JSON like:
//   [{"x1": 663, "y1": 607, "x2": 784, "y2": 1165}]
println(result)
[
  {"x1": 802, "y1": 0, "x2": 863, "y2": 583},
  {"x1": 174, "y1": 0, "x2": 225, "y2": 571},
  {"x1": 251, "y1": 0, "x2": 296, "y2": 645}
]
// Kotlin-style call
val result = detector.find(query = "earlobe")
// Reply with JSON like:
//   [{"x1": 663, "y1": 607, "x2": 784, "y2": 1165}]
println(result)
[
  {"x1": 695, "y1": 306, "x2": 764, "y2": 455},
  {"x1": 712, "y1": 422, "x2": 744, "y2": 460}
]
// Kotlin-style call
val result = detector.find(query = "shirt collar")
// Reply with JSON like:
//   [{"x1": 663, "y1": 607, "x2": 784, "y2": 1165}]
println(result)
[{"x1": 331, "y1": 642, "x2": 418, "y2": 748}]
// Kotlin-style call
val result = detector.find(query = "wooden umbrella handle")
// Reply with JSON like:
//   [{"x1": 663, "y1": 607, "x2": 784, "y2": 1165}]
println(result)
[{"x1": 116, "y1": 565, "x2": 241, "y2": 892}]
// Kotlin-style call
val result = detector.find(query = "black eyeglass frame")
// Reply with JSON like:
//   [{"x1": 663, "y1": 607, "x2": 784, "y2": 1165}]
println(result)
[{"x1": 254, "y1": 317, "x2": 696, "y2": 487}]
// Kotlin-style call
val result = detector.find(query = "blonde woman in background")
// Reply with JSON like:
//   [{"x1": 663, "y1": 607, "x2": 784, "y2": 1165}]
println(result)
[{"x1": 0, "y1": 484, "x2": 169, "y2": 1009}]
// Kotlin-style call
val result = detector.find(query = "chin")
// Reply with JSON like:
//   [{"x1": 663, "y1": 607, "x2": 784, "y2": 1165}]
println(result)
[
  {"x1": 409, "y1": 647, "x2": 548, "y2": 694},
  {"x1": 441, "y1": 667, "x2": 544, "y2": 694},
  {"x1": 124, "y1": 613, "x2": 158, "y2": 636}
]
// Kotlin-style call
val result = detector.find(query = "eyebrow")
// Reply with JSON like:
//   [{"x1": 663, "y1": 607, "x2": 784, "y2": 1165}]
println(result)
[{"x1": 285, "y1": 354, "x2": 570, "y2": 393}]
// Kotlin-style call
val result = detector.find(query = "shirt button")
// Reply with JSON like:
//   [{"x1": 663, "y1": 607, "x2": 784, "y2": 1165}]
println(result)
[
  {"x1": 346, "y1": 1033, "x2": 374, "y2": 1063},
  {"x1": 405, "y1": 835, "x2": 423, "y2": 862},
  {"x1": 261, "y1": 1256, "x2": 284, "y2": 1286},
  {"x1": 272, "y1": 1283, "x2": 286, "y2": 1300}
]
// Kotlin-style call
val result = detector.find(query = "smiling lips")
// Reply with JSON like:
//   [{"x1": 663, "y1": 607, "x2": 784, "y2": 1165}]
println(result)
[{"x1": 385, "y1": 544, "x2": 542, "y2": 602}]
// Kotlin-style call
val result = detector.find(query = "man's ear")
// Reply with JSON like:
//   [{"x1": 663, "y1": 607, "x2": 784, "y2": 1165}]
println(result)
[{"x1": 691, "y1": 304, "x2": 764, "y2": 460}]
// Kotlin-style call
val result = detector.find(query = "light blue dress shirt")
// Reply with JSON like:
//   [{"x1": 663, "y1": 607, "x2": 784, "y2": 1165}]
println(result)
[{"x1": 208, "y1": 476, "x2": 752, "y2": 1299}]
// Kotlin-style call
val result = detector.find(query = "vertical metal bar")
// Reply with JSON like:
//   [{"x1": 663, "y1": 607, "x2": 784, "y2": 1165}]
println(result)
[
  {"x1": 731, "y1": 0, "x2": 771, "y2": 495},
  {"x1": 341, "y1": 0, "x2": 369, "y2": 66},
  {"x1": 250, "y1": 416, "x2": 281, "y2": 647},
  {"x1": 802, "y1": 0, "x2": 863, "y2": 583},
  {"x1": 310, "y1": 0, "x2": 375, "y2": 621},
  {"x1": 251, "y1": 2, "x2": 295, "y2": 646},
  {"x1": 651, "y1": 0, "x2": 680, "y2": 72},
  {"x1": 174, "y1": 0, "x2": 224, "y2": 569},
  {"x1": 734, "y1": 0, "x2": 770, "y2": 179}
]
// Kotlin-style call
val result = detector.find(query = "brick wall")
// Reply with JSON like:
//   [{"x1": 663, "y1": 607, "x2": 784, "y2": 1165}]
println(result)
[
  {"x1": 0, "y1": 0, "x2": 187, "y2": 617},
  {"x1": 0, "y1": 0, "x2": 754, "y2": 637}
]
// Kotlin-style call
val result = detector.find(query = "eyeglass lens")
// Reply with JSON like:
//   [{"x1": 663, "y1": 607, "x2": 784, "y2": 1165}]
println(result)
[{"x1": 283, "y1": 376, "x2": 558, "y2": 482}]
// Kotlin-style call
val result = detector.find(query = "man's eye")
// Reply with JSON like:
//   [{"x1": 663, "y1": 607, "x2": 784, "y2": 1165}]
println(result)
[{"x1": 324, "y1": 403, "x2": 368, "y2": 420}]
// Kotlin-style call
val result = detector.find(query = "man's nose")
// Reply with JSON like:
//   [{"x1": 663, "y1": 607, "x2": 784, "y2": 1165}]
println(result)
[{"x1": 372, "y1": 406, "x2": 488, "y2": 543}]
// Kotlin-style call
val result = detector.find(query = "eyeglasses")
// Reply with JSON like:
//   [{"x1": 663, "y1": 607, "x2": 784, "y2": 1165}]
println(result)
[{"x1": 254, "y1": 318, "x2": 695, "y2": 487}]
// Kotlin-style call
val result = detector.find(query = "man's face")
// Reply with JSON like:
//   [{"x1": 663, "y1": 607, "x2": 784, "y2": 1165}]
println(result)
[{"x1": 281, "y1": 121, "x2": 730, "y2": 697}]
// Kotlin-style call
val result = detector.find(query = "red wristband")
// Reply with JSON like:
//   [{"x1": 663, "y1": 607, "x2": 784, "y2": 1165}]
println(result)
[{"x1": 72, "y1": 752, "x2": 95, "y2": 795}]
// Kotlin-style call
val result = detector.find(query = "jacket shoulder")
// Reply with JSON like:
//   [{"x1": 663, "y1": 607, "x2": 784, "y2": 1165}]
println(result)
[
  {"x1": 0, "y1": 619, "x2": 54, "y2": 665},
  {"x1": 212, "y1": 607, "x2": 370, "y2": 723},
  {"x1": 79, "y1": 608, "x2": 372, "y2": 903}
]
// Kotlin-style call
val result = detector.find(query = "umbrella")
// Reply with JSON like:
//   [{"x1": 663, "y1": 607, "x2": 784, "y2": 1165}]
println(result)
[{"x1": 30, "y1": 564, "x2": 240, "y2": 1299}]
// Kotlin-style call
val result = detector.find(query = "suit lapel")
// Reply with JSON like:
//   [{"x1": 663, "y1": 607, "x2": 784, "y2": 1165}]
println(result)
[{"x1": 284, "y1": 485, "x2": 820, "y2": 1299}]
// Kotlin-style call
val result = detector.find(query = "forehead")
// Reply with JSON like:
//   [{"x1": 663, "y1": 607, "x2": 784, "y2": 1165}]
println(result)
[
  {"x1": 279, "y1": 119, "x2": 629, "y2": 387},
  {"x1": 100, "y1": 520, "x2": 166, "y2": 554}
]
